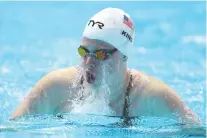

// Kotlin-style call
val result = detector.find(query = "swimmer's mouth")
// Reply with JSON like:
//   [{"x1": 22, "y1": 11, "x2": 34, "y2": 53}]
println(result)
[{"x1": 86, "y1": 71, "x2": 96, "y2": 84}]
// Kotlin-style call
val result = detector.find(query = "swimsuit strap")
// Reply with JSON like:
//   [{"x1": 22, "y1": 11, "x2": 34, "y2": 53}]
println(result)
[
  {"x1": 122, "y1": 70, "x2": 133, "y2": 125},
  {"x1": 80, "y1": 75, "x2": 84, "y2": 85},
  {"x1": 79, "y1": 76, "x2": 84, "y2": 100}
]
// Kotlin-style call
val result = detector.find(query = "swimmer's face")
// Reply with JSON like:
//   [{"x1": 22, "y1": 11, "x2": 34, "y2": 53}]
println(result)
[{"x1": 79, "y1": 37, "x2": 124, "y2": 85}]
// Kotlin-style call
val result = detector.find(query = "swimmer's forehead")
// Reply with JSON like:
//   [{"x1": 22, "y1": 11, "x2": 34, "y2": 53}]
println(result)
[{"x1": 81, "y1": 37, "x2": 115, "y2": 50}]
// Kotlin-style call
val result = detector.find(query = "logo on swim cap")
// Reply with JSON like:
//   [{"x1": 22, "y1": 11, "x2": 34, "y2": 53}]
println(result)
[
  {"x1": 88, "y1": 20, "x2": 104, "y2": 29},
  {"x1": 123, "y1": 15, "x2": 134, "y2": 30},
  {"x1": 121, "y1": 30, "x2": 132, "y2": 42}
]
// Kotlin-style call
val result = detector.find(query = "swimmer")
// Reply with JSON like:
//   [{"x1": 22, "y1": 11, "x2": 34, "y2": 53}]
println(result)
[{"x1": 11, "y1": 8, "x2": 201, "y2": 127}]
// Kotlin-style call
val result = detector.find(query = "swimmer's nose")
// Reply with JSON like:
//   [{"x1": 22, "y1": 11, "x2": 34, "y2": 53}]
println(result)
[{"x1": 85, "y1": 56, "x2": 96, "y2": 66}]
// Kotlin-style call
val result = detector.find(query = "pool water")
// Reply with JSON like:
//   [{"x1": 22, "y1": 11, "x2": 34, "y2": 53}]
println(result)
[{"x1": 0, "y1": 1, "x2": 206, "y2": 138}]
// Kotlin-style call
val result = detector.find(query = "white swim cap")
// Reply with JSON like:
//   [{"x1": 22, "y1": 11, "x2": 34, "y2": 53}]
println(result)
[{"x1": 82, "y1": 8, "x2": 135, "y2": 56}]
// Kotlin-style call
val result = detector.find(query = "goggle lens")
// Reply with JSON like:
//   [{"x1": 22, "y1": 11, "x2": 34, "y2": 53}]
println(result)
[
  {"x1": 96, "y1": 51, "x2": 106, "y2": 60},
  {"x1": 78, "y1": 47, "x2": 87, "y2": 57}
]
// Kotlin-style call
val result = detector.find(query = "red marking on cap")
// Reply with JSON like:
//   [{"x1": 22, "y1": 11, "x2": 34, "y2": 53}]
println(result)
[{"x1": 123, "y1": 15, "x2": 134, "y2": 30}]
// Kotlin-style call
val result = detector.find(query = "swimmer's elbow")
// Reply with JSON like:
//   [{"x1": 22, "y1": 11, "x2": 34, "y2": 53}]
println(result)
[
  {"x1": 10, "y1": 74, "x2": 57, "y2": 119},
  {"x1": 163, "y1": 89, "x2": 201, "y2": 126},
  {"x1": 10, "y1": 98, "x2": 32, "y2": 120},
  {"x1": 10, "y1": 111, "x2": 26, "y2": 120},
  {"x1": 10, "y1": 90, "x2": 54, "y2": 120},
  {"x1": 178, "y1": 105, "x2": 202, "y2": 126}
]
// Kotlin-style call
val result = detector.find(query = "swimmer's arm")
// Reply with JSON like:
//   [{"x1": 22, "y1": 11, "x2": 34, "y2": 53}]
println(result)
[
  {"x1": 10, "y1": 72, "x2": 63, "y2": 119},
  {"x1": 156, "y1": 86, "x2": 202, "y2": 126},
  {"x1": 158, "y1": 88, "x2": 206, "y2": 136}
]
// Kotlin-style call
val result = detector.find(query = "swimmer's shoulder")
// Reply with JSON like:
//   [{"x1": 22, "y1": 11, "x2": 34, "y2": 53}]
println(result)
[
  {"x1": 31, "y1": 66, "x2": 78, "y2": 109},
  {"x1": 10, "y1": 67, "x2": 79, "y2": 119},
  {"x1": 48, "y1": 66, "x2": 77, "y2": 77},
  {"x1": 129, "y1": 68, "x2": 171, "y2": 96},
  {"x1": 129, "y1": 69, "x2": 179, "y2": 115},
  {"x1": 31, "y1": 66, "x2": 78, "y2": 92},
  {"x1": 43, "y1": 66, "x2": 78, "y2": 85}
]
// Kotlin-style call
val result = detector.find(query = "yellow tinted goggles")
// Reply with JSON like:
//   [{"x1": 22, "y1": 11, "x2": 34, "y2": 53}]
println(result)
[{"x1": 78, "y1": 46, "x2": 117, "y2": 60}]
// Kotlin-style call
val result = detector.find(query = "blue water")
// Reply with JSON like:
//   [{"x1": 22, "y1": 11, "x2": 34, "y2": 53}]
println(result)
[
  {"x1": 0, "y1": 35, "x2": 206, "y2": 138},
  {"x1": 0, "y1": 1, "x2": 206, "y2": 138}
]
